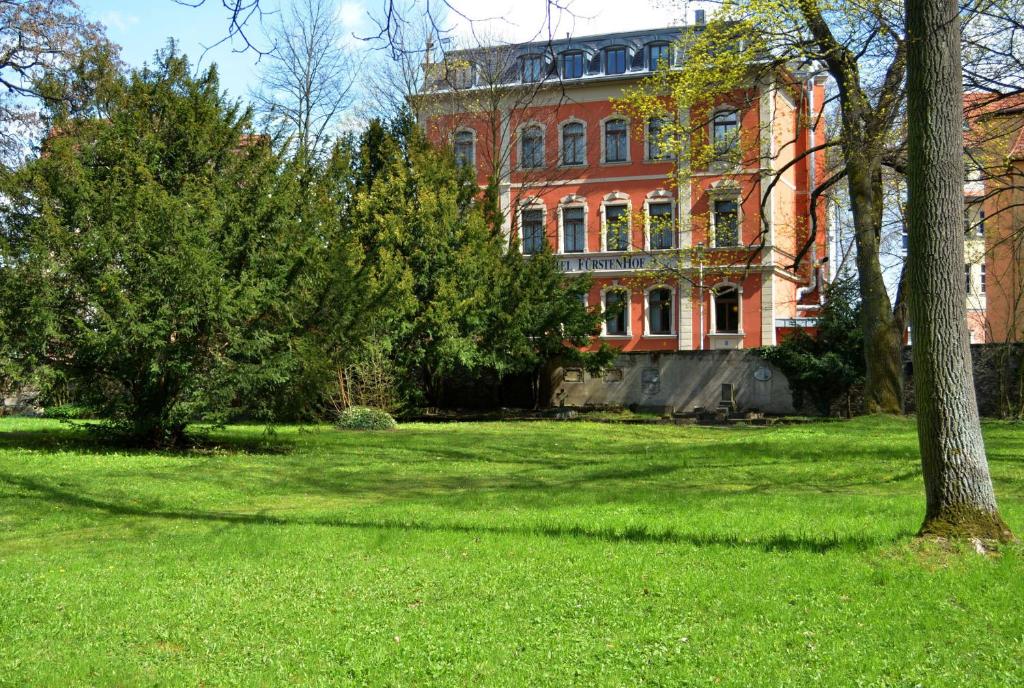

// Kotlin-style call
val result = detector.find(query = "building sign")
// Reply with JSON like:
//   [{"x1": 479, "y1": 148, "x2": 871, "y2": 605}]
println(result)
[{"x1": 557, "y1": 253, "x2": 678, "y2": 274}]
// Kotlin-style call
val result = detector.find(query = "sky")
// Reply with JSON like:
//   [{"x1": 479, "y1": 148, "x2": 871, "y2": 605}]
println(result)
[{"x1": 76, "y1": 0, "x2": 710, "y2": 100}]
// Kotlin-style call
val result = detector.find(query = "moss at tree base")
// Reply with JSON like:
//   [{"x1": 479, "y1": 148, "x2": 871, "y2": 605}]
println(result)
[{"x1": 919, "y1": 506, "x2": 1015, "y2": 543}]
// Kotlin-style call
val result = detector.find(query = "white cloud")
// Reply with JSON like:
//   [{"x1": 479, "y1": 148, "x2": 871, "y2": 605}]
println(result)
[
  {"x1": 337, "y1": 1, "x2": 368, "y2": 30},
  {"x1": 101, "y1": 10, "x2": 139, "y2": 33},
  {"x1": 444, "y1": 0, "x2": 714, "y2": 46}
]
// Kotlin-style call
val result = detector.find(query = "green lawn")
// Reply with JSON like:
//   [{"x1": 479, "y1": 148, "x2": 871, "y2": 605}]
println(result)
[{"x1": 1, "y1": 416, "x2": 1022, "y2": 687}]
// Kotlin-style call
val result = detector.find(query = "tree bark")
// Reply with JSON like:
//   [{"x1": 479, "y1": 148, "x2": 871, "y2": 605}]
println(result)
[
  {"x1": 847, "y1": 152, "x2": 905, "y2": 414},
  {"x1": 905, "y1": 0, "x2": 1013, "y2": 541}
]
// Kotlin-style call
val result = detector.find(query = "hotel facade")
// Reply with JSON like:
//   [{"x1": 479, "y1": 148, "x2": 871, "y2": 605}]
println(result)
[{"x1": 418, "y1": 25, "x2": 828, "y2": 356}]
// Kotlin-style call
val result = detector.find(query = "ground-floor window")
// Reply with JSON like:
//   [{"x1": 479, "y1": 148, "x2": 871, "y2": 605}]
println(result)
[
  {"x1": 648, "y1": 288, "x2": 673, "y2": 334},
  {"x1": 714, "y1": 286, "x2": 740, "y2": 333},
  {"x1": 604, "y1": 289, "x2": 628, "y2": 335}
]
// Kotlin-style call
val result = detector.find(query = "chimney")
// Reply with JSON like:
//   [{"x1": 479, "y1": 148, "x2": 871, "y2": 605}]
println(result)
[{"x1": 695, "y1": 9, "x2": 706, "y2": 25}]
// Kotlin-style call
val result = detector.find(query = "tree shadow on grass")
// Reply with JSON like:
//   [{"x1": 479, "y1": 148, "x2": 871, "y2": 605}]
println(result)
[
  {"x1": 0, "y1": 426, "x2": 294, "y2": 457},
  {"x1": 0, "y1": 470, "x2": 909, "y2": 554}
]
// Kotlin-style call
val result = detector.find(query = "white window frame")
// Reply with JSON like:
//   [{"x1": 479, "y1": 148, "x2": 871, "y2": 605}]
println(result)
[
  {"x1": 559, "y1": 118, "x2": 587, "y2": 167},
  {"x1": 644, "y1": 284, "x2": 676, "y2": 337},
  {"x1": 710, "y1": 281, "x2": 743, "y2": 335},
  {"x1": 517, "y1": 121, "x2": 546, "y2": 170},
  {"x1": 452, "y1": 127, "x2": 477, "y2": 167},
  {"x1": 601, "y1": 285, "x2": 632, "y2": 337},
  {"x1": 558, "y1": 194, "x2": 588, "y2": 254},
  {"x1": 517, "y1": 199, "x2": 547, "y2": 255},
  {"x1": 600, "y1": 192, "x2": 632, "y2": 252},
  {"x1": 520, "y1": 54, "x2": 545, "y2": 83},
  {"x1": 600, "y1": 115, "x2": 630, "y2": 165},
  {"x1": 644, "y1": 189, "x2": 675, "y2": 251}
]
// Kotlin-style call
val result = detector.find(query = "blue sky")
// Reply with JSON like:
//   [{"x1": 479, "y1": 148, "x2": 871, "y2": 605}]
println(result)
[
  {"x1": 76, "y1": 0, "x2": 382, "y2": 100},
  {"x1": 76, "y1": 1, "x2": 703, "y2": 104}
]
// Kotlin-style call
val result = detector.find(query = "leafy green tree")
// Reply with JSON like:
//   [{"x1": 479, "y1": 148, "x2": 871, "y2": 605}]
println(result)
[
  {"x1": 758, "y1": 278, "x2": 865, "y2": 416},
  {"x1": 0, "y1": 46, "x2": 315, "y2": 446},
  {"x1": 483, "y1": 247, "x2": 614, "y2": 407}
]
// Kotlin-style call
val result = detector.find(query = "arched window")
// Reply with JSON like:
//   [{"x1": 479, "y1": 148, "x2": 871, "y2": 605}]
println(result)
[
  {"x1": 714, "y1": 286, "x2": 740, "y2": 334},
  {"x1": 561, "y1": 51, "x2": 585, "y2": 79},
  {"x1": 604, "y1": 118, "x2": 628, "y2": 163},
  {"x1": 648, "y1": 288, "x2": 673, "y2": 335},
  {"x1": 712, "y1": 109, "x2": 739, "y2": 158},
  {"x1": 453, "y1": 130, "x2": 474, "y2": 167},
  {"x1": 604, "y1": 289, "x2": 629, "y2": 336},
  {"x1": 521, "y1": 125, "x2": 544, "y2": 168},
  {"x1": 561, "y1": 122, "x2": 585, "y2": 166}
]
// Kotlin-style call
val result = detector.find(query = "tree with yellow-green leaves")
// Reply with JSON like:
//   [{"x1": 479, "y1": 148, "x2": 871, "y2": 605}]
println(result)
[{"x1": 618, "y1": 0, "x2": 908, "y2": 414}]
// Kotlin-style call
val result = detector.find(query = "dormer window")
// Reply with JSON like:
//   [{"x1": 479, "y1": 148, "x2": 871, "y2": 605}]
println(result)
[
  {"x1": 521, "y1": 54, "x2": 544, "y2": 83},
  {"x1": 561, "y1": 51, "x2": 585, "y2": 79},
  {"x1": 605, "y1": 47, "x2": 627, "y2": 75},
  {"x1": 648, "y1": 43, "x2": 670, "y2": 70}
]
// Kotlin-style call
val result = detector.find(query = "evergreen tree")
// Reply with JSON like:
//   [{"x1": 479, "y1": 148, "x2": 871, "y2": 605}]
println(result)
[{"x1": 0, "y1": 46, "x2": 314, "y2": 446}]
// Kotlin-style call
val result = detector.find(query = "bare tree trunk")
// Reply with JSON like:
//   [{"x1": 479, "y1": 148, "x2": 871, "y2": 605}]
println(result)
[
  {"x1": 905, "y1": 0, "x2": 1013, "y2": 541},
  {"x1": 847, "y1": 155, "x2": 905, "y2": 414}
]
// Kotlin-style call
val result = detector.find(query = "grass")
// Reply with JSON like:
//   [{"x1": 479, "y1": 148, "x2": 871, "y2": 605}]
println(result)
[{"x1": 0, "y1": 415, "x2": 1022, "y2": 687}]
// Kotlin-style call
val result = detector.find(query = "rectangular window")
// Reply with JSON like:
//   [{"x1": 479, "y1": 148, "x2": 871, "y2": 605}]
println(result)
[
  {"x1": 605, "y1": 204, "x2": 629, "y2": 251},
  {"x1": 521, "y1": 127, "x2": 544, "y2": 168},
  {"x1": 562, "y1": 52, "x2": 584, "y2": 79},
  {"x1": 712, "y1": 110, "x2": 739, "y2": 158},
  {"x1": 902, "y1": 230, "x2": 909, "y2": 252},
  {"x1": 522, "y1": 209, "x2": 545, "y2": 254},
  {"x1": 521, "y1": 55, "x2": 544, "y2": 83},
  {"x1": 563, "y1": 207, "x2": 585, "y2": 253},
  {"x1": 648, "y1": 44, "x2": 669, "y2": 70},
  {"x1": 453, "y1": 131, "x2": 474, "y2": 167},
  {"x1": 604, "y1": 119, "x2": 627, "y2": 163},
  {"x1": 605, "y1": 47, "x2": 626, "y2": 75},
  {"x1": 647, "y1": 117, "x2": 670, "y2": 160},
  {"x1": 965, "y1": 264, "x2": 972, "y2": 293},
  {"x1": 649, "y1": 202, "x2": 674, "y2": 249},
  {"x1": 978, "y1": 209, "x2": 986, "y2": 237},
  {"x1": 648, "y1": 288, "x2": 672, "y2": 335},
  {"x1": 713, "y1": 199, "x2": 739, "y2": 247},
  {"x1": 981, "y1": 264, "x2": 987, "y2": 293},
  {"x1": 562, "y1": 123, "x2": 585, "y2": 165},
  {"x1": 604, "y1": 290, "x2": 627, "y2": 335}
]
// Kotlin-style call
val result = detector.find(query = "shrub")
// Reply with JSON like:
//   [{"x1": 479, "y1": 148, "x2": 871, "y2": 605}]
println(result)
[
  {"x1": 43, "y1": 404, "x2": 94, "y2": 420},
  {"x1": 336, "y1": 406, "x2": 397, "y2": 431}
]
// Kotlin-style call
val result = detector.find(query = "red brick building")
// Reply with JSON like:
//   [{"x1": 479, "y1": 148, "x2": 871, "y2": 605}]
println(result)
[{"x1": 418, "y1": 26, "x2": 828, "y2": 353}]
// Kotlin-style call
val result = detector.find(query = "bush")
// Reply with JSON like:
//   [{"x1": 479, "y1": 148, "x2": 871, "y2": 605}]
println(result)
[
  {"x1": 336, "y1": 406, "x2": 397, "y2": 431},
  {"x1": 43, "y1": 404, "x2": 94, "y2": 420}
]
